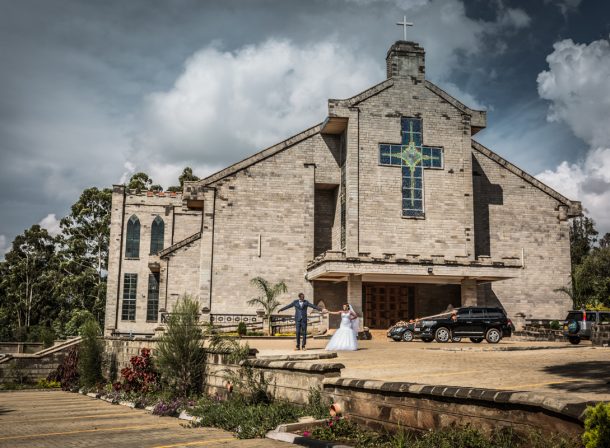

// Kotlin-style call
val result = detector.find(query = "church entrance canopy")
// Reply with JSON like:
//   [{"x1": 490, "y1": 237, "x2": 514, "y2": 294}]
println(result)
[{"x1": 306, "y1": 251, "x2": 521, "y2": 284}]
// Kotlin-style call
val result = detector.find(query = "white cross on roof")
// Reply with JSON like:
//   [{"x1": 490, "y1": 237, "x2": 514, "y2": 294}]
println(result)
[{"x1": 396, "y1": 15, "x2": 413, "y2": 41}]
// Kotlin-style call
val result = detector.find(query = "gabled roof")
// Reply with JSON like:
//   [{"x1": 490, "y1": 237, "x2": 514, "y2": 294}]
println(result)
[
  {"x1": 472, "y1": 140, "x2": 581, "y2": 217},
  {"x1": 197, "y1": 123, "x2": 322, "y2": 186}
]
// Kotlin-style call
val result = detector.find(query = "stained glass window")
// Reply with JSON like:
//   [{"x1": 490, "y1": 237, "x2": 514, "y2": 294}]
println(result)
[
  {"x1": 146, "y1": 273, "x2": 159, "y2": 322},
  {"x1": 379, "y1": 117, "x2": 443, "y2": 217},
  {"x1": 125, "y1": 215, "x2": 140, "y2": 258},
  {"x1": 121, "y1": 273, "x2": 137, "y2": 321},
  {"x1": 150, "y1": 216, "x2": 164, "y2": 254}
]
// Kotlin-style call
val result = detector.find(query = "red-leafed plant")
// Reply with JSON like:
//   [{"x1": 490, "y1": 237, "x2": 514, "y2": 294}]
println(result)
[{"x1": 114, "y1": 348, "x2": 159, "y2": 393}]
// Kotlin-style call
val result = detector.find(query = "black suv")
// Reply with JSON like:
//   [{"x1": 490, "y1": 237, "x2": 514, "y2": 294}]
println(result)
[{"x1": 420, "y1": 307, "x2": 513, "y2": 343}]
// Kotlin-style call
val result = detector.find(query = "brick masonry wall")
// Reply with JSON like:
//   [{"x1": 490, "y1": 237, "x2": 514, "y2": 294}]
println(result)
[
  {"x1": 105, "y1": 188, "x2": 202, "y2": 335},
  {"x1": 355, "y1": 77, "x2": 474, "y2": 259},
  {"x1": 313, "y1": 281, "x2": 347, "y2": 329},
  {"x1": 472, "y1": 150, "x2": 573, "y2": 320},
  {"x1": 203, "y1": 133, "x2": 339, "y2": 315}
]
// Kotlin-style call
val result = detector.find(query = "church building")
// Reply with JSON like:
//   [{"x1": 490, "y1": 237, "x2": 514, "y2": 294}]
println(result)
[{"x1": 104, "y1": 41, "x2": 581, "y2": 336}]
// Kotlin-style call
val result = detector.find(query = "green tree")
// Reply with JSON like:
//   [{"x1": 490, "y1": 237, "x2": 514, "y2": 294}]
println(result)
[
  {"x1": 570, "y1": 216, "x2": 598, "y2": 267},
  {"x1": 168, "y1": 167, "x2": 200, "y2": 192},
  {"x1": 56, "y1": 187, "x2": 111, "y2": 322},
  {"x1": 127, "y1": 172, "x2": 154, "y2": 192},
  {"x1": 156, "y1": 296, "x2": 206, "y2": 397},
  {"x1": 574, "y1": 247, "x2": 610, "y2": 309},
  {"x1": 78, "y1": 319, "x2": 104, "y2": 388},
  {"x1": 0, "y1": 225, "x2": 58, "y2": 335},
  {"x1": 599, "y1": 232, "x2": 610, "y2": 249},
  {"x1": 247, "y1": 277, "x2": 287, "y2": 335}
]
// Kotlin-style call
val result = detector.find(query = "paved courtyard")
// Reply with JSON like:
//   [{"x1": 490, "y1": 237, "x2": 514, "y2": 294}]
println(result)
[
  {"x1": 251, "y1": 338, "x2": 610, "y2": 402},
  {"x1": 0, "y1": 391, "x2": 289, "y2": 448}
]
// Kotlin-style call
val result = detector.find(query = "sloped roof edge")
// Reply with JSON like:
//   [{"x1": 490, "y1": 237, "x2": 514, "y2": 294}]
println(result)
[
  {"x1": 328, "y1": 78, "x2": 394, "y2": 108},
  {"x1": 425, "y1": 80, "x2": 487, "y2": 130},
  {"x1": 197, "y1": 123, "x2": 322, "y2": 186},
  {"x1": 472, "y1": 139, "x2": 582, "y2": 216}
]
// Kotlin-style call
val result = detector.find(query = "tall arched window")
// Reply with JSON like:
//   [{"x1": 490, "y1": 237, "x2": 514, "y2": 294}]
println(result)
[
  {"x1": 125, "y1": 215, "x2": 140, "y2": 258},
  {"x1": 150, "y1": 215, "x2": 164, "y2": 254}
]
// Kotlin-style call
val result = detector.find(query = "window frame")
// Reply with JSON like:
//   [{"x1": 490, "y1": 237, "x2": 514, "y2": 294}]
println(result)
[
  {"x1": 121, "y1": 273, "x2": 138, "y2": 321},
  {"x1": 125, "y1": 215, "x2": 141, "y2": 258}
]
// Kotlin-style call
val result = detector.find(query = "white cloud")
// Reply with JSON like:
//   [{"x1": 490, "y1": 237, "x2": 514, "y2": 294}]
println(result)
[
  {"x1": 537, "y1": 37, "x2": 610, "y2": 148},
  {"x1": 131, "y1": 39, "x2": 384, "y2": 173},
  {"x1": 0, "y1": 235, "x2": 9, "y2": 260},
  {"x1": 38, "y1": 213, "x2": 62, "y2": 237},
  {"x1": 535, "y1": 36, "x2": 610, "y2": 234}
]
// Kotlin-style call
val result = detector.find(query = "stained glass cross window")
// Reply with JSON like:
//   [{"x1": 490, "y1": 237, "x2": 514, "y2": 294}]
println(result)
[{"x1": 379, "y1": 117, "x2": 443, "y2": 217}]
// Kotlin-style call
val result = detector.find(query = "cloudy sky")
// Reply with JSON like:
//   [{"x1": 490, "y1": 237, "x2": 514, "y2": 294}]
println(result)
[{"x1": 1, "y1": 0, "x2": 609, "y2": 257}]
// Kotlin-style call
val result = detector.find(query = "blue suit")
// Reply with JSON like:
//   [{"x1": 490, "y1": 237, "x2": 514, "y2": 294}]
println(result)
[{"x1": 279, "y1": 299, "x2": 322, "y2": 348}]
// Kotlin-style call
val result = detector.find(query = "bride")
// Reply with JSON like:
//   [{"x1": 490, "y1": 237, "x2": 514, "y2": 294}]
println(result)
[{"x1": 325, "y1": 304, "x2": 359, "y2": 351}]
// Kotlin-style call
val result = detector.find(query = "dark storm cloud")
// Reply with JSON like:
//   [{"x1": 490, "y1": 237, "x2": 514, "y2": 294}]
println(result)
[{"x1": 0, "y1": 0, "x2": 608, "y2": 256}]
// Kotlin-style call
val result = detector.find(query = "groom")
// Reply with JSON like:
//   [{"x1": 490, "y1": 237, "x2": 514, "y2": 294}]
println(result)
[{"x1": 279, "y1": 293, "x2": 324, "y2": 351}]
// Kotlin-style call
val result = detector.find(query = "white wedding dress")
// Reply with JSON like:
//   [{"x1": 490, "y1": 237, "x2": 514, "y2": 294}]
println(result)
[{"x1": 325, "y1": 311, "x2": 358, "y2": 351}]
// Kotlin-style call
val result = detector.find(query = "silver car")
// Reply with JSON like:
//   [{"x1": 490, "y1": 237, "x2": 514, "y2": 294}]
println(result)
[{"x1": 563, "y1": 310, "x2": 610, "y2": 344}]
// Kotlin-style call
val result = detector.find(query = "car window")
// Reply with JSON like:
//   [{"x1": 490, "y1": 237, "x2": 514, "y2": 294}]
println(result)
[
  {"x1": 599, "y1": 313, "x2": 610, "y2": 324},
  {"x1": 586, "y1": 312, "x2": 597, "y2": 322},
  {"x1": 566, "y1": 311, "x2": 583, "y2": 321},
  {"x1": 485, "y1": 308, "x2": 504, "y2": 318},
  {"x1": 457, "y1": 308, "x2": 469, "y2": 316},
  {"x1": 471, "y1": 308, "x2": 485, "y2": 318}
]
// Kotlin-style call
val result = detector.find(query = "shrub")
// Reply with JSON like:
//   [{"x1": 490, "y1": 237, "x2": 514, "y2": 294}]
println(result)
[
  {"x1": 78, "y1": 319, "x2": 104, "y2": 388},
  {"x1": 191, "y1": 395, "x2": 307, "y2": 439},
  {"x1": 549, "y1": 320, "x2": 561, "y2": 330},
  {"x1": 156, "y1": 296, "x2": 206, "y2": 397},
  {"x1": 152, "y1": 397, "x2": 194, "y2": 417},
  {"x1": 583, "y1": 402, "x2": 610, "y2": 448},
  {"x1": 304, "y1": 387, "x2": 331, "y2": 419},
  {"x1": 48, "y1": 346, "x2": 79, "y2": 390},
  {"x1": 114, "y1": 348, "x2": 159, "y2": 394},
  {"x1": 9, "y1": 359, "x2": 30, "y2": 385},
  {"x1": 237, "y1": 322, "x2": 247, "y2": 337},
  {"x1": 36, "y1": 378, "x2": 61, "y2": 389}
]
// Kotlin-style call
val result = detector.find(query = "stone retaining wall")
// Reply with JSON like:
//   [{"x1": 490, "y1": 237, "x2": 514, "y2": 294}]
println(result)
[
  {"x1": 323, "y1": 378, "x2": 587, "y2": 437},
  {"x1": 101, "y1": 337, "x2": 588, "y2": 437},
  {"x1": 0, "y1": 342, "x2": 44, "y2": 354},
  {"x1": 0, "y1": 338, "x2": 81, "y2": 383},
  {"x1": 592, "y1": 324, "x2": 610, "y2": 346}
]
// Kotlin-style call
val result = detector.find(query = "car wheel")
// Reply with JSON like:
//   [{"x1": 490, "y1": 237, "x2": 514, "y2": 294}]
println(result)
[
  {"x1": 421, "y1": 337, "x2": 434, "y2": 343},
  {"x1": 485, "y1": 328, "x2": 502, "y2": 344},
  {"x1": 469, "y1": 337, "x2": 483, "y2": 343},
  {"x1": 451, "y1": 336, "x2": 461, "y2": 343},
  {"x1": 435, "y1": 327, "x2": 451, "y2": 343},
  {"x1": 401, "y1": 330, "x2": 414, "y2": 342},
  {"x1": 568, "y1": 336, "x2": 581, "y2": 345}
]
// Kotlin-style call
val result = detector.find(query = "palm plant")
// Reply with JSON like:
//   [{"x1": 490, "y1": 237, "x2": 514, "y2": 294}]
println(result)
[{"x1": 247, "y1": 277, "x2": 287, "y2": 335}]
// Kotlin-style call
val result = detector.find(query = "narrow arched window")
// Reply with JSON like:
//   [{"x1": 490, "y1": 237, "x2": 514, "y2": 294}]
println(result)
[
  {"x1": 125, "y1": 215, "x2": 140, "y2": 258},
  {"x1": 150, "y1": 216, "x2": 164, "y2": 254}
]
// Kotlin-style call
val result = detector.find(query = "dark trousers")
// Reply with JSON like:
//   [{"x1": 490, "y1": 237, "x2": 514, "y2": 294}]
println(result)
[{"x1": 296, "y1": 319, "x2": 307, "y2": 348}]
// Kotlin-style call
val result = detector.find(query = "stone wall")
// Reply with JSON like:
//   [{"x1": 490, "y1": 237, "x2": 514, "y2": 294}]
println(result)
[
  {"x1": 0, "y1": 342, "x2": 44, "y2": 354},
  {"x1": 105, "y1": 187, "x2": 203, "y2": 336},
  {"x1": 592, "y1": 324, "x2": 610, "y2": 346},
  {"x1": 0, "y1": 338, "x2": 81, "y2": 384},
  {"x1": 354, "y1": 77, "x2": 474, "y2": 259},
  {"x1": 202, "y1": 133, "x2": 338, "y2": 315},
  {"x1": 324, "y1": 378, "x2": 584, "y2": 437},
  {"x1": 472, "y1": 149, "x2": 573, "y2": 320}
]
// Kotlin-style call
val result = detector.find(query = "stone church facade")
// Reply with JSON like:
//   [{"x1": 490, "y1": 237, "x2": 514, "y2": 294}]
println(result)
[{"x1": 104, "y1": 41, "x2": 581, "y2": 336}]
